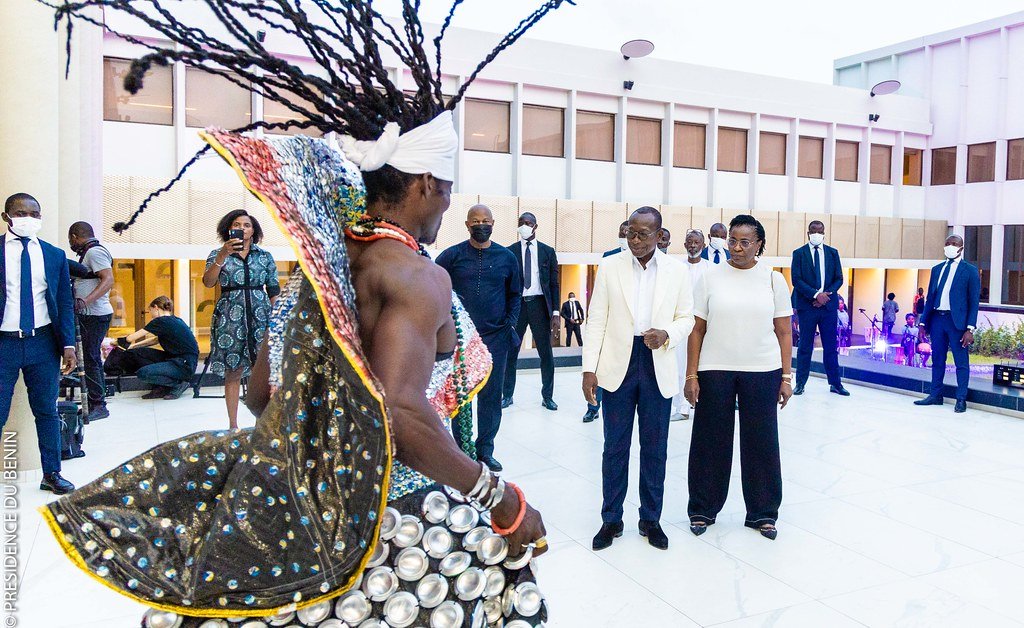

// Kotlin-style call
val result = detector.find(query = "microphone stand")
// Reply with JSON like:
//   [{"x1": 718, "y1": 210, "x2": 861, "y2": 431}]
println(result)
[{"x1": 858, "y1": 309, "x2": 889, "y2": 362}]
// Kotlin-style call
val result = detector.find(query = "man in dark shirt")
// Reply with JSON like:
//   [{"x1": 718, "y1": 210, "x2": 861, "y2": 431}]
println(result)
[
  {"x1": 436, "y1": 205, "x2": 522, "y2": 472},
  {"x1": 123, "y1": 296, "x2": 200, "y2": 400}
]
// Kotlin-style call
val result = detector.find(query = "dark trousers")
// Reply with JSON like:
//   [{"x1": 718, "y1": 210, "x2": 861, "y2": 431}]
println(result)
[
  {"x1": 928, "y1": 311, "x2": 970, "y2": 402},
  {"x1": 601, "y1": 337, "x2": 671, "y2": 523},
  {"x1": 0, "y1": 328, "x2": 63, "y2": 474},
  {"x1": 687, "y1": 369, "x2": 783, "y2": 527},
  {"x1": 795, "y1": 307, "x2": 841, "y2": 387},
  {"x1": 474, "y1": 341, "x2": 509, "y2": 459},
  {"x1": 135, "y1": 350, "x2": 191, "y2": 388},
  {"x1": 78, "y1": 314, "x2": 111, "y2": 408},
  {"x1": 564, "y1": 323, "x2": 583, "y2": 347},
  {"x1": 503, "y1": 296, "x2": 555, "y2": 401}
]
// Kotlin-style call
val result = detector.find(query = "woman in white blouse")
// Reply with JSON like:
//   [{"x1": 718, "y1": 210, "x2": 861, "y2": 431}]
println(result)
[{"x1": 684, "y1": 215, "x2": 793, "y2": 540}]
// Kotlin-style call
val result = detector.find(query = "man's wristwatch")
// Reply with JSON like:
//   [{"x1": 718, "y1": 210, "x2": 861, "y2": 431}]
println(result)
[{"x1": 967, "y1": 325, "x2": 976, "y2": 332}]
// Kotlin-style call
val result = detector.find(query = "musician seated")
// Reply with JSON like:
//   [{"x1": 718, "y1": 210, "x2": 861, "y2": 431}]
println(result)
[
  {"x1": 900, "y1": 314, "x2": 919, "y2": 366},
  {"x1": 105, "y1": 296, "x2": 199, "y2": 400}
]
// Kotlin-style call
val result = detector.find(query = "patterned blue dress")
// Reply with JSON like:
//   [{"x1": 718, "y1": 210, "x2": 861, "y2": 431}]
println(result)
[{"x1": 205, "y1": 244, "x2": 281, "y2": 376}]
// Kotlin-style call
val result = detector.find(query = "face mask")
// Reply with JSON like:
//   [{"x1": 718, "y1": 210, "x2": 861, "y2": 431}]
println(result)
[
  {"x1": 517, "y1": 225, "x2": 534, "y2": 240},
  {"x1": 657, "y1": 245, "x2": 669, "y2": 253},
  {"x1": 618, "y1": 238, "x2": 629, "y2": 250},
  {"x1": 808, "y1": 233, "x2": 825, "y2": 247},
  {"x1": 469, "y1": 224, "x2": 492, "y2": 243},
  {"x1": 688, "y1": 250, "x2": 702, "y2": 259},
  {"x1": 709, "y1": 237, "x2": 726, "y2": 251},
  {"x1": 569, "y1": 297, "x2": 576, "y2": 302},
  {"x1": 9, "y1": 216, "x2": 42, "y2": 238},
  {"x1": 944, "y1": 245, "x2": 962, "y2": 259}
]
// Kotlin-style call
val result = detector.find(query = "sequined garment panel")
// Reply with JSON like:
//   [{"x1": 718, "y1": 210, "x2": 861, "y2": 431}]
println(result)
[
  {"x1": 268, "y1": 269, "x2": 306, "y2": 390},
  {"x1": 45, "y1": 279, "x2": 390, "y2": 614},
  {"x1": 144, "y1": 485, "x2": 547, "y2": 627}
]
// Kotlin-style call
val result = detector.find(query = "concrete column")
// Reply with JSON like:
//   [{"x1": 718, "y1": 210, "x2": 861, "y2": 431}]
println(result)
[
  {"x1": 706, "y1": 109, "x2": 719, "y2": 207},
  {"x1": 786, "y1": 118, "x2": 798, "y2": 211},
  {"x1": 510, "y1": 82, "x2": 523, "y2": 196},
  {"x1": 565, "y1": 90, "x2": 577, "y2": 199},
  {"x1": 615, "y1": 96, "x2": 626, "y2": 202},
  {"x1": 824, "y1": 123, "x2": 836, "y2": 213},
  {"x1": 662, "y1": 102, "x2": 674, "y2": 204},
  {"x1": 748, "y1": 114, "x2": 760, "y2": 210},
  {"x1": 990, "y1": 226, "x2": 1005, "y2": 305},
  {"x1": 0, "y1": 0, "x2": 64, "y2": 472}
]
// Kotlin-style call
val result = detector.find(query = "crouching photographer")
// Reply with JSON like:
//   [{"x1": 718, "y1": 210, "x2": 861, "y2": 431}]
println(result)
[{"x1": 105, "y1": 296, "x2": 199, "y2": 400}]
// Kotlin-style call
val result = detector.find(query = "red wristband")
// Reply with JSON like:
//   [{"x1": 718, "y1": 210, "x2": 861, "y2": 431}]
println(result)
[{"x1": 491, "y1": 483, "x2": 526, "y2": 536}]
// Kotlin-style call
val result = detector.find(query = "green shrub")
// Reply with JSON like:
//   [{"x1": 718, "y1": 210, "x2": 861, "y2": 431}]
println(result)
[{"x1": 970, "y1": 318, "x2": 1024, "y2": 359}]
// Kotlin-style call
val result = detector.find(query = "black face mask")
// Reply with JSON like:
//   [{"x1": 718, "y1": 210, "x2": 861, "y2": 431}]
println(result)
[{"x1": 470, "y1": 224, "x2": 493, "y2": 243}]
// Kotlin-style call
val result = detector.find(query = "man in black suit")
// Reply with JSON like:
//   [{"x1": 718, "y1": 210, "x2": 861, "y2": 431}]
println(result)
[
  {"x1": 791, "y1": 220, "x2": 849, "y2": 396},
  {"x1": 1, "y1": 193, "x2": 77, "y2": 494},
  {"x1": 914, "y1": 234, "x2": 980, "y2": 413},
  {"x1": 603, "y1": 221, "x2": 629, "y2": 258},
  {"x1": 561, "y1": 292, "x2": 584, "y2": 347},
  {"x1": 503, "y1": 212, "x2": 560, "y2": 411}
]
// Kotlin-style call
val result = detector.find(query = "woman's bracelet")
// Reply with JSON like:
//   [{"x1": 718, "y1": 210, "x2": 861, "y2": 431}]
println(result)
[
  {"x1": 491, "y1": 483, "x2": 526, "y2": 536},
  {"x1": 685, "y1": 374, "x2": 699, "y2": 381},
  {"x1": 483, "y1": 477, "x2": 507, "y2": 511},
  {"x1": 781, "y1": 373, "x2": 793, "y2": 380}
]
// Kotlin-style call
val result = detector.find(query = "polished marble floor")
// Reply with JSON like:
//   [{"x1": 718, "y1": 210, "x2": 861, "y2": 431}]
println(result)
[{"x1": 12, "y1": 370, "x2": 1024, "y2": 627}]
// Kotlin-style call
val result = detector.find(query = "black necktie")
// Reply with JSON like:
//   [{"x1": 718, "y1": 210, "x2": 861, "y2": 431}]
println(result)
[
  {"x1": 813, "y1": 246, "x2": 823, "y2": 291},
  {"x1": 935, "y1": 260, "x2": 953, "y2": 309},
  {"x1": 18, "y1": 237, "x2": 35, "y2": 334},
  {"x1": 524, "y1": 241, "x2": 532, "y2": 289}
]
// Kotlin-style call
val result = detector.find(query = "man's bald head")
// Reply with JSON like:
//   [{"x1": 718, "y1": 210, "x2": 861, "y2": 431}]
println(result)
[
  {"x1": 709, "y1": 222, "x2": 727, "y2": 239},
  {"x1": 467, "y1": 204, "x2": 493, "y2": 223}
]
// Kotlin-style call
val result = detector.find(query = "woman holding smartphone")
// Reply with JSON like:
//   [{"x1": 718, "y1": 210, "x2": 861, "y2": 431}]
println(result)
[{"x1": 203, "y1": 209, "x2": 280, "y2": 428}]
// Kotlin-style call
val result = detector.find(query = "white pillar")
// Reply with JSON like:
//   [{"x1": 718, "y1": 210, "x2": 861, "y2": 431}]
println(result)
[{"x1": 0, "y1": 0, "x2": 64, "y2": 472}]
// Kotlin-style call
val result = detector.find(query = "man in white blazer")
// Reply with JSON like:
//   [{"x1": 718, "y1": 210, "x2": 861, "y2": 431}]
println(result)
[{"x1": 583, "y1": 207, "x2": 695, "y2": 551}]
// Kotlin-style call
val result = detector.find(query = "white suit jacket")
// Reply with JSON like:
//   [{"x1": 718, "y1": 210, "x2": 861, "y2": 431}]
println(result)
[{"x1": 582, "y1": 251, "x2": 695, "y2": 397}]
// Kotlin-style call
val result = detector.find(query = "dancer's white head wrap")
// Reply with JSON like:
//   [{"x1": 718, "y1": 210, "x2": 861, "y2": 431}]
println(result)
[{"x1": 339, "y1": 111, "x2": 458, "y2": 182}]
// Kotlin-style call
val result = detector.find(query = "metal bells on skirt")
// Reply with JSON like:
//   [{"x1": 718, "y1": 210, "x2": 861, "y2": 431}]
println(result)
[{"x1": 141, "y1": 485, "x2": 548, "y2": 628}]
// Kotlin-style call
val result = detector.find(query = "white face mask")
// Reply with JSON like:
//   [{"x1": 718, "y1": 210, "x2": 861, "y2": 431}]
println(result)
[
  {"x1": 569, "y1": 297, "x2": 576, "y2": 302},
  {"x1": 8, "y1": 216, "x2": 42, "y2": 238},
  {"x1": 618, "y1": 238, "x2": 629, "y2": 250},
  {"x1": 944, "y1": 245, "x2": 962, "y2": 260},
  {"x1": 709, "y1": 237, "x2": 726, "y2": 251},
  {"x1": 808, "y1": 233, "x2": 825, "y2": 247},
  {"x1": 517, "y1": 225, "x2": 535, "y2": 240},
  {"x1": 688, "y1": 251, "x2": 702, "y2": 260}
]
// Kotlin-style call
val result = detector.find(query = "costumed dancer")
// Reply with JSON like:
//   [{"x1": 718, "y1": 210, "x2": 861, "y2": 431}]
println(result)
[{"x1": 38, "y1": 1, "x2": 573, "y2": 626}]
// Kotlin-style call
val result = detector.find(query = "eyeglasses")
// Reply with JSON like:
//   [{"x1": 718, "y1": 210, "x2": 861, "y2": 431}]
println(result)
[
  {"x1": 626, "y1": 229, "x2": 656, "y2": 241},
  {"x1": 727, "y1": 238, "x2": 761, "y2": 249},
  {"x1": 686, "y1": 229, "x2": 704, "y2": 237}
]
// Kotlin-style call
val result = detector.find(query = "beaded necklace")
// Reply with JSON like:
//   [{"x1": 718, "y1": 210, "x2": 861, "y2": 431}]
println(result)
[{"x1": 345, "y1": 216, "x2": 477, "y2": 458}]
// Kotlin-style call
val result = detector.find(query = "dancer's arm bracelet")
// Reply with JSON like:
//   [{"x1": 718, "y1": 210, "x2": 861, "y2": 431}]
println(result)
[{"x1": 491, "y1": 483, "x2": 527, "y2": 536}]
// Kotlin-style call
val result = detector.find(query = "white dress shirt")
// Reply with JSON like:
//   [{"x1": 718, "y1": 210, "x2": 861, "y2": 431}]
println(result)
[
  {"x1": 2, "y1": 234, "x2": 52, "y2": 332},
  {"x1": 806, "y1": 242, "x2": 826, "y2": 295},
  {"x1": 521, "y1": 239, "x2": 544, "y2": 298},
  {"x1": 935, "y1": 258, "x2": 961, "y2": 311},
  {"x1": 686, "y1": 257, "x2": 710, "y2": 287},
  {"x1": 632, "y1": 250, "x2": 660, "y2": 335}
]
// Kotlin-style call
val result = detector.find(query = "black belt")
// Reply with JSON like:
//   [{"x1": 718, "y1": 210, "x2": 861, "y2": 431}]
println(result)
[
  {"x1": 0, "y1": 323, "x2": 52, "y2": 339},
  {"x1": 522, "y1": 295, "x2": 543, "y2": 301},
  {"x1": 221, "y1": 285, "x2": 263, "y2": 294}
]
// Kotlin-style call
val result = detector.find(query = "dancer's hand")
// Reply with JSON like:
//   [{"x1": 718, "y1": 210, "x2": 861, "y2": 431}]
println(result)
[{"x1": 493, "y1": 492, "x2": 547, "y2": 558}]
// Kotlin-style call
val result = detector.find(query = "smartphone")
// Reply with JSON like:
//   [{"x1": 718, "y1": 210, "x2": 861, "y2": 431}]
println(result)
[{"x1": 229, "y1": 228, "x2": 244, "y2": 250}]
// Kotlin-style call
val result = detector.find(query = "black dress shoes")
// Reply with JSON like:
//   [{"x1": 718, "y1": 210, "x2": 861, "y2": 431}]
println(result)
[
  {"x1": 592, "y1": 521, "x2": 624, "y2": 551},
  {"x1": 638, "y1": 520, "x2": 669, "y2": 550},
  {"x1": 501, "y1": 397, "x2": 513, "y2": 409},
  {"x1": 954, "y1": 400, "x2": 967, "y2": 413},
  {"x1": 830, "y1": 385, "x2": 851, "y2": 396},
  {"x1": 792, "y1": 384, "x2": 805, "y2": 396},
  {"x1": 541, "y1": 398, "x2": 558, "y2": 411},
  {"x1": 582, "y1": 409, "x2": 598, "y2": 423},
  {"x1": 914, "y1": 396, "x2": 944, "y2": 406},
  {"x1": 479, "y1": 455, "x2": 503, "y2": 472},
  {"x1": 40, "y1": 472, "x2": 75, "y2": 495}
]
